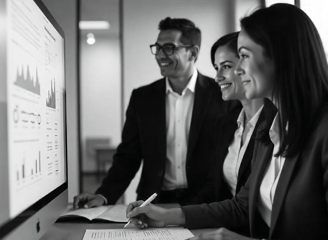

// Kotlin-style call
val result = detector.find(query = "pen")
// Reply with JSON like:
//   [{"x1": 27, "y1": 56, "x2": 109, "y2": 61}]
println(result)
[{"x1": 123, "y1": 193, "x2": 157, "y2": 228}]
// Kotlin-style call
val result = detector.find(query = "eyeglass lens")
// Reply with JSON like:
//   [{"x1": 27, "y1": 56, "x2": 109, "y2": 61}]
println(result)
[{"x1": 151, "y1": 44, "x2": 175, "y2": 56}]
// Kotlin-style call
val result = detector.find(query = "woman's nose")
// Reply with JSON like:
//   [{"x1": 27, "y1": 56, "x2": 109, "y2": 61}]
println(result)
[
  {"x1": 234, "y1": 60, "x2": 244, "y2": 76},
  {"x1": 215, "y1": 74, "x2": 224, "y2": 83}
]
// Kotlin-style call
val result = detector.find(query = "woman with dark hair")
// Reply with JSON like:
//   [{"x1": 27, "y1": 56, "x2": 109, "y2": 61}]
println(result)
[
  {"x1": 187, "y1": 32, "x2": 268, "y2": 211},
  {"x1": 125, "y1": 4, "x2": 328, "y2": 239}
]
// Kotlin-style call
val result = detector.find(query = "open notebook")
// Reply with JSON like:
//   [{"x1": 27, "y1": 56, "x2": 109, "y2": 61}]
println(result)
[{"x1": 58, "y1": 204, "x2": 128, "y2": 223}]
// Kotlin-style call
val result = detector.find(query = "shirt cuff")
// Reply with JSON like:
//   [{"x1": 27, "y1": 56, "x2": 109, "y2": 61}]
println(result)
[{"x1": 97, "y1": 194, "x2": 107, "y2": 205}]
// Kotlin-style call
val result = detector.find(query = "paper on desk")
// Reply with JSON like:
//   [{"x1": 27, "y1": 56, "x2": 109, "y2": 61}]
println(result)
[
  {"x1": 82, "y1": 227, "x2": 194, "y2": 240},
  {"x1": 59, "y1": 204, "x2": 128, "y2": 222},
  {"x1": 62, "y1": 206, "x2": 109, "y2": 220},
  {"x1": 96, "y1": 205, "x2": 128, "y2": 222}
]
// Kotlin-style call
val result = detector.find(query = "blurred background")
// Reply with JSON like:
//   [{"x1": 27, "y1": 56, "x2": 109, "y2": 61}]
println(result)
[{"x1": 42, "y1": 0, "x2": 328, "y2": 204}]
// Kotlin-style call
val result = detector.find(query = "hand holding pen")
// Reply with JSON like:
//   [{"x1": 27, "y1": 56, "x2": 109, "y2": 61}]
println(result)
[{"x1": 124, "y1": 193, "x2": 162, "y2": 228}]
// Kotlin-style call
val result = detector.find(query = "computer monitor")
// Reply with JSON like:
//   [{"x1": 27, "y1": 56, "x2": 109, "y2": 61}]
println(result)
[{"x1": 0, "y1": 0, "x2": 68, "y2": 239}]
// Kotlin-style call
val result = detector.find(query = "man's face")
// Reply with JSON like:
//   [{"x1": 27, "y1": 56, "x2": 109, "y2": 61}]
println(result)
[{"x1": 155, "y1": 30, "x2": 193, "y2": 79}]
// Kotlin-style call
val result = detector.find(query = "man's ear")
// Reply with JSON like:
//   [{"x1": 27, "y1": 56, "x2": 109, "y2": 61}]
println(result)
[{"x1": 189, "y1": 45, "x2": 200, "y2": 62}]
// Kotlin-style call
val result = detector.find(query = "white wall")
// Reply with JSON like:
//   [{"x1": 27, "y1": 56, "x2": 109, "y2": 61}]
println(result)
[
  {"x1": 80, "y1": 34, "x2": 122, "y2": 171},
  {"x1": 42, "y1": 0, "x2": 79, "y2": 201}
]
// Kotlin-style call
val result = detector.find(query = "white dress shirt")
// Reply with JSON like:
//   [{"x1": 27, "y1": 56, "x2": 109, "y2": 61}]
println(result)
[
  {"x1": 258, "y1": 113, "x2": 286, "y2": 227},
  {"x1": 162, "y1": 68, "x2": 197, "y2": 191},
  {"x1": 223, "y1": 106, "x2": 263, "y2": 196}
]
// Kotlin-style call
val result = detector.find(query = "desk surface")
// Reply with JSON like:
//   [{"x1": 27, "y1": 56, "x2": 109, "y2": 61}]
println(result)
[
  {"x1": 40, "y1": 222, "x2": 214, "y2": 240},
  {"x1": 40, "y1": 204, "x2": 214, "y2": 240}
]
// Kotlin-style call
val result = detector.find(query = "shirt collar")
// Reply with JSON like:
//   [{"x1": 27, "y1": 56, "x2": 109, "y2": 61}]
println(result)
[
  {"x1": 236, "y1": 104, "x2": 264, "y2": 129},
  {"x1": 236, "y1": 108, "x2": 245, "y2": 128},
  {"x1": 166, "y1": 68, "x2": 197, "y2": 94},
  {"x1": 269, "y1": 113, "x2": 280, "y2": 146},
  {"x1": 249, "y1": 104, "x2": 264, "y2": 128}
]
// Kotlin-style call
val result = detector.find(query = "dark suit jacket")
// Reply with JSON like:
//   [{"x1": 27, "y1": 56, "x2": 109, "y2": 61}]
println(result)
[
  {"x1": 182, "y1": 104, "x2": 328, "y2": 240},
  {"x1": 187, "y1": 105, "x2": 265, "y2": 205},
  {"x1": 96, "y1": 72, "x2": 239, "y2": 204}
]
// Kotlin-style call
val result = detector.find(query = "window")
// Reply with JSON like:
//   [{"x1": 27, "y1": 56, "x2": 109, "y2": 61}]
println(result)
[{"x1": 300, "y1": 0, "x2": 328, "y2": 59}]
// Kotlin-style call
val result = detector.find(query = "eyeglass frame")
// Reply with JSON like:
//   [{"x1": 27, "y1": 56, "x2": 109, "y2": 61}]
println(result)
[{"x1": 149, "y1": 43, "x2": 194, "y2": 56}]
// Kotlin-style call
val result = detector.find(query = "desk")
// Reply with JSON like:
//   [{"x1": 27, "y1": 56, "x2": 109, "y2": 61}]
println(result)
[
  {"x1": 40, "y1": 204, "x2": 214, "y2": 240},
  {"x1": 40, "y1": 222, "x2": 214, "y2": 240},
  {"x1": 95, "y1": 148, "x2": 116, "y2": 180}
]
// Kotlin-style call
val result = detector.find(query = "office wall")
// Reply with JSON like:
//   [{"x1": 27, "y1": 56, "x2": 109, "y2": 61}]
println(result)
[
  {"x1": 80, "y1": 34, "x2": 122, "y2": 172},
  {"x1": 42, "y1": 0, "x2": 79, "y2": 201}
]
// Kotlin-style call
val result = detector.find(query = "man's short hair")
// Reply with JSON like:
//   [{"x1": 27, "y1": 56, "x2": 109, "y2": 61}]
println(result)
[{"x1": 158, "y1": 17, "x2": 201, "y2": 48}]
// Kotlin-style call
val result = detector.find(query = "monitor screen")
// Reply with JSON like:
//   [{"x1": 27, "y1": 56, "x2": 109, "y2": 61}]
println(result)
[{"x1": 0, "y1": 0, "x2": 68, "y2": 239}]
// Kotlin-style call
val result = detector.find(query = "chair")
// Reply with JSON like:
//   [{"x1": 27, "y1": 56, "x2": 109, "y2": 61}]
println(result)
[
  {"x1": 85, "y1": 138, "x2": 115, "y2": 179},
  {"x1": 95, "y1": 148, "x2": 116, "y2": 180}
]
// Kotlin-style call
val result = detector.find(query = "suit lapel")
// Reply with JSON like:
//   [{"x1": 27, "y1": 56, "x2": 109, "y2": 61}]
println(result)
[
  {"x1": 186, "y1": 73, "x2": 211, "y2": 161},
  {"x1": 238, "y1": 140, "x2": 254, "y2": 182},
  {"x1": 238, "y1": 110, "x2": 266, "y2": 182},
  {"x1": 269, "y1": 152, "x2": 299, "y2": 237},
  {"x1": 155, "y1": 79, "x2": 167, "y2": 161},
  {"x1": 249, "y1": 141, "x2": 273, "y2": 235}
]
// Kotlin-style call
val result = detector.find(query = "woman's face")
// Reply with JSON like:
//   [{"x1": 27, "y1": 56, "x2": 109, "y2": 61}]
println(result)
[
  {"x1": 235, "y1": 29, "x2": 275, "y2": 100},
  {"x1": 214, "y1": 45, "x2": 245, "y2": 101}
]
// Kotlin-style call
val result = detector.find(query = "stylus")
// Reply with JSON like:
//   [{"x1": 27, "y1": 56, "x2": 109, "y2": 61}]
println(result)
[{"x1": 123, "y1": 193, "x2": 158, "y2": 228}]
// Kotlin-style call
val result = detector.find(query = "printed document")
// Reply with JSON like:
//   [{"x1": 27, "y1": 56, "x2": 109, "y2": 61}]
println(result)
[{"x1": 82, "y1": 227, "x2": 194, "y2": 240}]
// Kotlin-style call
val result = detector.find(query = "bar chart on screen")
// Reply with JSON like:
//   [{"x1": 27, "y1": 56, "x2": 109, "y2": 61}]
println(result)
[{"x1": 14, "y1": 148, "x2": 42, "y2": 188}]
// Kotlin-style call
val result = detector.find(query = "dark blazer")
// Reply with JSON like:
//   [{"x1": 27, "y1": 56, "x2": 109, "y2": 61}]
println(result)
[
  {"x1": 96, "y1": 72, "x2": 239, "y2": 204},
  {"x1": 187, "y1": 105, "x2": 265, "y2": 205},
  {"x1": 182, "y1": 103, "x2": 328, "y2": 240}
]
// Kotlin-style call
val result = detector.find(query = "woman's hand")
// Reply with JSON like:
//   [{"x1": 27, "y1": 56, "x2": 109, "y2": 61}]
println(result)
[
  {"x1": 190, "y1": 228, "x2": 257, "y2": 240},
  {"x1": 126, "y1": 201, "x2": 169, "y2": 228}
]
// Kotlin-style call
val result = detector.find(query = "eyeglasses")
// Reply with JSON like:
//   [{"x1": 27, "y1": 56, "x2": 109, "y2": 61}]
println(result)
[{"x1": 149, "y1": 43, "x2": 193, "y2": 56}]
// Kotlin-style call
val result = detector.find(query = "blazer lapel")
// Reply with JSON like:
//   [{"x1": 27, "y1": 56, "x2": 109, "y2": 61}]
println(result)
[
  {"x1": 154, "y1": 79, "x2": 167, "y2": 161},
  {"x1": 249, "y1": 141, "x2": 273, "y2": 235},
  {"x1": 269, "y1": 152, "x2": 300, "y2": 237},
  {"x1": 238, "y1": 110, "x2": 266, "y2": 183},
  {"x1": 186, "y1": 73, "x2": 212, "y2": 160},
  {"x1": 238, "y1": 140, "x2": 254, "y2": 182}
]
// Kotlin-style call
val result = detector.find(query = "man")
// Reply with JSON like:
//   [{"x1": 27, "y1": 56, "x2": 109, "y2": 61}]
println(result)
[{"x1": 73, "y1": 17, "x2": 237, "y2": 208}]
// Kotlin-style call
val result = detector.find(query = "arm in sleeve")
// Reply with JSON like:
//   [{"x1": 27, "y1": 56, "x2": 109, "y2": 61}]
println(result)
[
  {"x1": 182, "y1": 172, "x2": 250, "y2": 231},
  {"x1": 322, "y1": 121, "x2": 328, "y2": 212}
]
